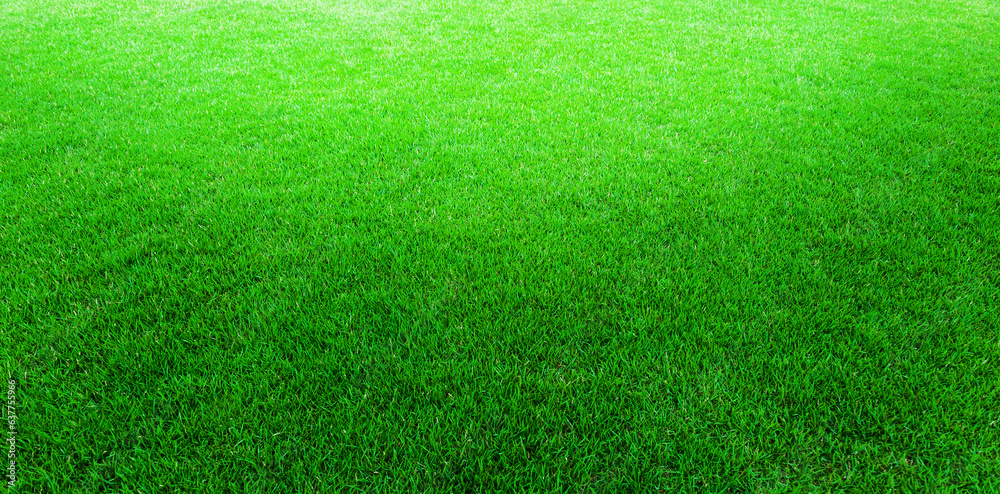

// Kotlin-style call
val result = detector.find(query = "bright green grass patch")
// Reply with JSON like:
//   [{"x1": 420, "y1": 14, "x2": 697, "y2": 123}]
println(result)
[{"x1": 2, "y1": 0, "x2": 999, "y2": 491}]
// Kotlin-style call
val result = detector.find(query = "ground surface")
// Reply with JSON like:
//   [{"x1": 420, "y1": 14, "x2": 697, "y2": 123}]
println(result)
[{"x1": 2, "y1": 0, "x2": 999, "y2": 491}]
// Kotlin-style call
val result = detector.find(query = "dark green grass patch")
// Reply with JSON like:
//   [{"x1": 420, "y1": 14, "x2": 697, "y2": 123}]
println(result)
[{"x1": 2, "y1": 0, "x2": 999, "y2": 491}]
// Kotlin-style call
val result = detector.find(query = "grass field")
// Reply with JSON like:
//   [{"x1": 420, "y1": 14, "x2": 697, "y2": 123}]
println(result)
[{"x1": 2, "y1": 0, "x2": 999, "y2": 490}]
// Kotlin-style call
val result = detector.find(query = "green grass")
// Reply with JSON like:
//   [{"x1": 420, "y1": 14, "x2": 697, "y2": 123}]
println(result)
[{"x1": 2, "y1": 0, "x2": 999, "y2": 490}]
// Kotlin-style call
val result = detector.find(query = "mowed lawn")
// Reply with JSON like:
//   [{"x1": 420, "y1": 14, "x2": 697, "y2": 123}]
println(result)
[{"x1": 2, "y1": 0, "x2": 999, "y2": 490}]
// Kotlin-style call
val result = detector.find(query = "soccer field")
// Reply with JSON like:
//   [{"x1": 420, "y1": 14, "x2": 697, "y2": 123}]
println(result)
[{"x1": 2, "y1": 0, "x2": 999, "y2": 490}]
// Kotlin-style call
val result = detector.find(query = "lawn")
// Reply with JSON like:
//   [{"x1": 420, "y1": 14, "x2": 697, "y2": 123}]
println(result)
[{"x1": 2, "y1": 0, "x2": 999, "y2": 491}]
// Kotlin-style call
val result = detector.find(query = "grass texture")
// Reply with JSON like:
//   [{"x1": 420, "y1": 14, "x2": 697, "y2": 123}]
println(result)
[{"x1": 2, "y1": 0, "x2": 999, "y2": 491}]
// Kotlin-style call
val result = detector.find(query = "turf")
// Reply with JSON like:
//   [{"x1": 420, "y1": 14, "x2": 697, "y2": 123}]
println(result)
[{"x1": 2, "y1": 0, "x2": 999, "y2": 491}]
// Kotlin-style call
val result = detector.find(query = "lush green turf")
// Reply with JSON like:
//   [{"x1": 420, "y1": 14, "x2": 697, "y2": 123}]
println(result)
[{"x1": 2, "y1": 0, "x2": 999, "y2": 490}]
